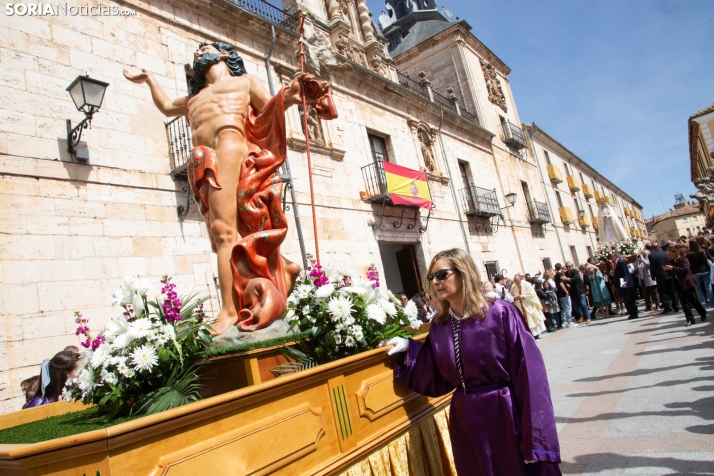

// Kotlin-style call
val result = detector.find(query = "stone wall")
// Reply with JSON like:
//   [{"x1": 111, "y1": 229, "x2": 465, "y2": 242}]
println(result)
[{"x1": 0, "y1": 0, "x2": 644, "y2": 413}]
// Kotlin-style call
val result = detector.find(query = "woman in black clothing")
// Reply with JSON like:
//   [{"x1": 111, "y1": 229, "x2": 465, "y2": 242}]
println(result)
[
  {"x1": 687, "y1": 239, "x2": 712, "y2": 308},
  {"x1": 665, "y1": 245, "x2": 707, "y2": 327}
]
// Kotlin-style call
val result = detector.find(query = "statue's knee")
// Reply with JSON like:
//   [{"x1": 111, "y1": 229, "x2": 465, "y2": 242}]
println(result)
[{"x1": 209, "y1": 220, "x2": 237, "y2": 245}]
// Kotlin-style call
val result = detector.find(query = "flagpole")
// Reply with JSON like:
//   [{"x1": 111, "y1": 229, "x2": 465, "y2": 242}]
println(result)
[{"x1": 298, "y1": 11, "x2": 321, "y2": 265}]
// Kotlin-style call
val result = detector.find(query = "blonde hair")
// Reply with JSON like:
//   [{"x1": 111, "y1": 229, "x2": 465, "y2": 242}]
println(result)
[
  {"x1": 426, "y1": 248, "x2": 488, "y2": 324},
  {"x1": 544, "y1": 269, "x2": 554, "y2": 281}
]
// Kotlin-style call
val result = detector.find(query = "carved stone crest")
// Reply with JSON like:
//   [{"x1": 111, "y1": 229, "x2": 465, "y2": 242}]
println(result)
[{"x1": 480, "y1": 59, "x2": 507, "y2": 112}]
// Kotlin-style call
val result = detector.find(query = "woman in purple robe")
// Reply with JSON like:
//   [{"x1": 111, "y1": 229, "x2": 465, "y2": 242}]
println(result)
[{"x1": 387, "y1": 248, "x2": 562, "y2": 476}]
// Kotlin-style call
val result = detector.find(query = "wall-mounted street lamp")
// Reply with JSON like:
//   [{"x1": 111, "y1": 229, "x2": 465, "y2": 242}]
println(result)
[
  {"x1": 504, "y1": 192, "x2": 517, "y2": 208},
  {"x1": 577, "y1": 209, "x2": 586, "y2": 218},
  {"x1": 66, "y1": 74, "x2": 109, "y2": 155}
]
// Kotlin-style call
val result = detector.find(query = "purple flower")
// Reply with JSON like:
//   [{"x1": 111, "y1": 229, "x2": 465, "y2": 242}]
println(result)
[
  {"x1": 366, "y1": 265, "x2": 380, "y2": 289},
  {"x1": 161, "y1": 276, "x2": 183, "y2": 323}
]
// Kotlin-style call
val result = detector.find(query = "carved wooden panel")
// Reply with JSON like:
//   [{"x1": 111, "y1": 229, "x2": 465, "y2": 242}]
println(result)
[
  {"x1": 154, "y1": 404, "x2": 324, "y2": 476},
  {"x1": 356, "y1": 371, "x2": 418, "y2": 422}
]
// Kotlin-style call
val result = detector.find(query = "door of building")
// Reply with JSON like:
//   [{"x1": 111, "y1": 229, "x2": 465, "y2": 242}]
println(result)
[
  {"x1": 378, "y1": 242, "x2": 422, "y2": 299},
  {"x1": 396, "y1": 245, "x2": 422, "y2": 299}
]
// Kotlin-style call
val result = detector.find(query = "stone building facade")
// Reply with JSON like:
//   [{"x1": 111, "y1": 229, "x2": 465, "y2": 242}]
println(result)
[
  {"x1": 645, "y1": 203, "x2": 707, "y2": 243},
  {"x1": 0, "y1": 0, "x2": 644, "y2": 412},
  {"x1": 688, "y1": 102, "x2": 714, "y2": 226},
  {"x1": 526, "y1": 124, "x2": 647, "y2": 266}
]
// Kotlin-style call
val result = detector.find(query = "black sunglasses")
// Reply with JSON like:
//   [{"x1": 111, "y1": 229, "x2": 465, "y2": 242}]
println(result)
[{"x1": 428, "y1": 268, "x2": 456, "y2": 282}]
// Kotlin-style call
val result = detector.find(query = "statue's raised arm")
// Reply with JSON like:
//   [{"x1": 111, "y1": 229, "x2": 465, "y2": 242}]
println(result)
[
  {"x1": 123, "y1": 68, "x2": 188, "y2": 117},
  {"x1": 125, "y1": 40, "x2": 336, "y2": 336}
]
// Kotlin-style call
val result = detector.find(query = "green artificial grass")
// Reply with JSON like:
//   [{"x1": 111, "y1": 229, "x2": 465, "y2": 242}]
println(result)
[
  {"x1": 0, "y1": 408, "x2": 141, "y2": 444},
  {"x1": 197, "y1": 332, "x2": 309, "y2": 360}
]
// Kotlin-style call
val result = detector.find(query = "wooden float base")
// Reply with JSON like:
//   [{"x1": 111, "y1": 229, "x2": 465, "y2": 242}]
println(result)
[{"x1": 0, "y1": 334, "x2": 456, "y2": 475}]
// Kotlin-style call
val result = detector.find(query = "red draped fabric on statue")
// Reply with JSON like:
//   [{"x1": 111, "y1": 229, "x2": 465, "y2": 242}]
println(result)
[{"x1": 230, "y1": 86, "x2": 291, "y2": 325}]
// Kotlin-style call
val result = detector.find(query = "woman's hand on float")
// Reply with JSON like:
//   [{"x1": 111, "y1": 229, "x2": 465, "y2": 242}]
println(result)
[{"x1": 386, "y1": 337, "x2": 409, "y2": 355}]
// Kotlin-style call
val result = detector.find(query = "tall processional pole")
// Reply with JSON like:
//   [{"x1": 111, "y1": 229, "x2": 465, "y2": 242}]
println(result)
[{"x1": 297, "y1": 12, "x2": 321, "y2": 265}]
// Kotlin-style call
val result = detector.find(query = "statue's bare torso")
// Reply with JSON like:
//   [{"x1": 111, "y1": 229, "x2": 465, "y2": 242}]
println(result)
[{"x1": 188, "y1": 75, "x2": 251, "y2": 151}]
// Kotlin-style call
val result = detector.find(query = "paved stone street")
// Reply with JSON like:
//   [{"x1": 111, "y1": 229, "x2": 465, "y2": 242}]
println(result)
[{"x1": 539, "y1": 302, "x2": 714, "y2": 475}]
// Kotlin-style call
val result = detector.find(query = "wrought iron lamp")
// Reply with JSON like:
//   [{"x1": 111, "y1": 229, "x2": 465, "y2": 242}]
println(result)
[
  {"x1": 66, "y1": 74, "x2": 110, "y2": 154},
  {"x1": 504, "y1": 192, "x2": 517, "y2": 208},
  {"x1": 578, "y1": 209, "x2": 586, "y2": 218}
]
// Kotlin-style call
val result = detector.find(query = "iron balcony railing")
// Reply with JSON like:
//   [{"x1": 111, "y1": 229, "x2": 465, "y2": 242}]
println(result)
[
  {"x1": 395, "y1": 71, "x2": 479, "y2": 124},
  {"x1": 460, "y1": 185, "x2": 501, "y2": 217},
  {"x1": 234, "y1": 0, "x2": 298, "y2": 32},
  {"x1": 500, "y1": 120, "x2": 527, "y2": 150},
  {"x1": 396, "y1": 71, "x2": 428, "y2": 100},
  {"x1": 432, "y1": 89, "x2": 457, "y2": 113},
  {"x1": 166, "y1": 116, "x2": 192, "y2": 179},
  {"x1": 527, "y1": 200, "x2": 551, "y2": 223},
  {"x1": 361, "y1": 160, "x2": 389, "y2": 202}
]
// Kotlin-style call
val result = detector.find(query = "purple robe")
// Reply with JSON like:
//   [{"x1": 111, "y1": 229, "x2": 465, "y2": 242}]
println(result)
[{"x1": 394, "y1": 300, "x2": 562, "y2": 476}]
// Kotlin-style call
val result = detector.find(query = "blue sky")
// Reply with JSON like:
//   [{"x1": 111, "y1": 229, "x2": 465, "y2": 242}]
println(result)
[{"x1": 365, "y1": 0, "x2": 714, "y2": 218}]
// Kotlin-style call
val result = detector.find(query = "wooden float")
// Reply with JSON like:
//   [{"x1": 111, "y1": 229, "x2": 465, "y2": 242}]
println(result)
[{"x1": 0, "y1": 332, "x2": 456, "y2": 476}]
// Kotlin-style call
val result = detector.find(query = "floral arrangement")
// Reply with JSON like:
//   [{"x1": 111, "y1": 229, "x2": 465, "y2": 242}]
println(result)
[
  {"x1": 285, "y1": 254, "x2": 421, "y2": 364},
  {"x1": 64, "y1": 276, "x2": 213, "y2": 420},
  {"x1": 594, "y1": 241, "x2": 638, "y2": 264}
]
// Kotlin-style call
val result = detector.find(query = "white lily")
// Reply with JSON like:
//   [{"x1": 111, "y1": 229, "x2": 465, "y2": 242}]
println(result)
[
  {"x1": 132, "y1": 292, "x2": 145, "y2": 318},
  {"x1": 105, "y1": 313, "x2": 129, "y2": 338}
]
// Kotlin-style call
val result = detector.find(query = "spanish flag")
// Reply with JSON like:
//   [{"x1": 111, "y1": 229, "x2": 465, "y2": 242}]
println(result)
[{"x1": 383, "y1": 162, "x2": 433, "y2": 210}]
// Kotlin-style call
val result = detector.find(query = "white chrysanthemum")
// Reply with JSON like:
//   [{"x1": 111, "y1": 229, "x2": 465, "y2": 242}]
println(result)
[
  {"x1": 116, "y1": 359, "x2": 132, "y2": 377},
  {"x1": 366, "y1": 303, "x2": 387, "y2": 325},
  {"x1": 379, "y1": 298, "x2": 397, "y2": 316},
  {"x1": 61, "y1": 387, "x2": 73, "y2": 403},
  {"x1": 128, "y1": 318, "x2": 153, "y2": 339},
  {"x1": 315, "y1": 283, "x2": 336, "y2": 300},
  {"x1": 344, "y1": 315, "x2": 355, "y2": 326},
  {"x1": 155, "y1": 333, "x2": 169, "y2": 347},
  {"x1": 111, "y1": 356, "x2": 127, "y2": 367},
  {"x1": 328, "y1": 295, "x2": 353, "y2": 321},
  {"x1": 351, "y1": 325, "x2": 364, "y2": 341},
  {"x1": 161, "y1": 324, "x2": 176, "y2": 340},
  {"x1": 409, "y1": 320, "x2": 422, "y2": 330},
  {"x1": 103, "y1": 372, "x2": 118, "y2": 385},
  {"x1": 296, "y1": 284, "x2": 313, "y2": 299},
  {"x1": 78, "y1": 368, "x2": 94, "y2": 392},
  {"x1": 130, "y1": 344, "x2": 159, "y2": 373},
  {"x1": 334, "y1": 333, "x2": 342, "y2": 345},
  {"x1": 403, "y1": 301, "x2": 419, "y2": 320},
  {"x1": 90, "y1": 344, "x2": 110, "y2": 369},
  {"x1": 344, "y1": 336, "x2": 355, "y2": 347},
  {"x1": 334, "y1": 322, "x2": 344, "y2": 333}
]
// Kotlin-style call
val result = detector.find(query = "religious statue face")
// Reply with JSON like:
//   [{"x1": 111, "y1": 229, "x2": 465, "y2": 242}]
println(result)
[{"x1": 193, "y1": 44, "x2": 223, "y2": 76}]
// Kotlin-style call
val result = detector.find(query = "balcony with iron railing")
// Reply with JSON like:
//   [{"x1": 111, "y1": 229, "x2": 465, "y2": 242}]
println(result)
[
  {"x1": 233, "y1": 0, "x2": 298, "y2": 32},
  {"x1": 460, "y1": 186, "x2": 501, "y2": 217},
  {"x1": 500, "y1": 121, "x2": 527, "y2": 150},
  {"x1": 395, "y1": 71, "x2": 481, "y2": 126},
  {"x1": 361, "y1": 161, "x2": 390, "y2": 203},
  {"x1": 166, "y1": 116, "x2": 192, "y2": 179},
  {"x1": 527, "y1": 200, "x2": 551, "y2": 224}
]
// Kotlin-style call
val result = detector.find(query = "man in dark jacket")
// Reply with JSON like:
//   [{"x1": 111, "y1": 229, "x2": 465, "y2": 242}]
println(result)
[
  {"x1": 649, "y1": 241, "x2": 679, "y2": 313},
  {"x1": 612, "y1": 251, "x2": 639, "y2": 319}
]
